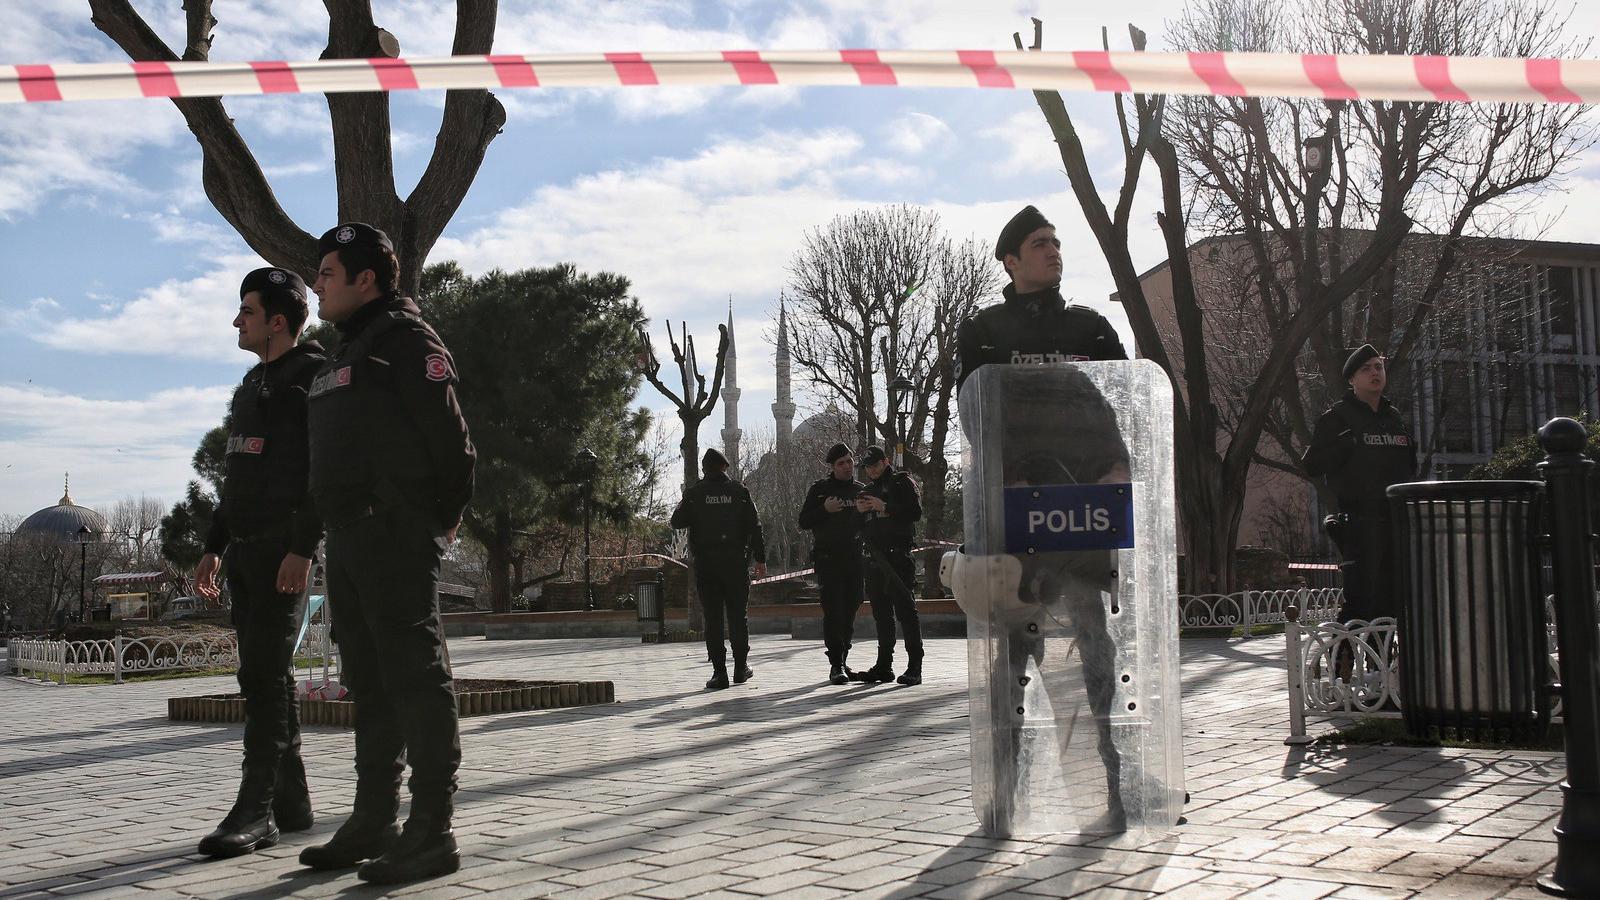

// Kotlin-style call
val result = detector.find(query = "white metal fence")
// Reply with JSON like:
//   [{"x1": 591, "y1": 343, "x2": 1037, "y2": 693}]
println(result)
[
  {"x1": 9, "y1": 633, "x2": 239, "y2": 684},
  {"x1": 1178, "y1": 587, "x2": 1343, "y2": 630}
]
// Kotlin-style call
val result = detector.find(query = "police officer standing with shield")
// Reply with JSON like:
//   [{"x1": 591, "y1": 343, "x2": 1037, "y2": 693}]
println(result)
[
  {"x1": 193, "y1": 267, "x2": 325, "y2": 859},
  {"x1": 954, "y1": 205, "x2": 1132, "y2": 830},
  {"x1": 798, "y1": 443, "x2": 866, "y2": 685},
  {"x1": 852, "y1": 445, "x2": 924, "y2": 686},
  {"x1": 671, "y1": 448, "x2": 768, "y2": 690},
  {"x1": 1302, "y1": 344, "x2": 1417, "y2": 624},
  {"x1": 300, "y1": 223, "x2": 475, "y2": 885}
]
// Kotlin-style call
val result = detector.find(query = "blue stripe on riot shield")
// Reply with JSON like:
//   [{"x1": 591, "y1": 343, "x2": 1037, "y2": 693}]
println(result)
[{"x1": 1002, "y1": 483, "x2": 1135, "y2": 554}]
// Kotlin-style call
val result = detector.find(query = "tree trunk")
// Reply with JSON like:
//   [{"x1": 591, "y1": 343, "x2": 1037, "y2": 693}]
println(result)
[
  {"x1": 678, "y1": 410, "x2": 705, "y2": 632},
  {"x1": 485, "y1": 509, "x2": 513, "y2": 614}
]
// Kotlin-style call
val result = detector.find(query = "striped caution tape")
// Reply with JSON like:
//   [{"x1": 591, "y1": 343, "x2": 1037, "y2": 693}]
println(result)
[{"x1": 3, "y1": 49, "x2": 1594, "y2": 105}]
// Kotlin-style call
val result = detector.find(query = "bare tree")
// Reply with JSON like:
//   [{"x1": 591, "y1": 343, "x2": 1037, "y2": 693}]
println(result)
[
  {"x1": 636, "y1": 321, "x2": 730, "y2": 630},
  {"x1": 1169, "y1": 0, "x2": 1591, "y2": 502},
  {"x1": 87, "y1": 0, "x2": 506, "y2": 296},
  {"x1": 1022, "y1": 0, "x2": 1588, "y2": 591},
  {"x1": 784, "y1": 205, "x2": 999, "y2": 560},
  {"x1": 636, "y1": 322, "x2": 731, "y2": 492},
  {"x1": 107, "y1": 495, "x2": 166, "y2": 571}
]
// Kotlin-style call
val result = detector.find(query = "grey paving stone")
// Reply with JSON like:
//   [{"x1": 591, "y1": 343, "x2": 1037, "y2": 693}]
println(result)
[{"x1": 0, "y1": 634, "x2": 1569, "y2": 899}]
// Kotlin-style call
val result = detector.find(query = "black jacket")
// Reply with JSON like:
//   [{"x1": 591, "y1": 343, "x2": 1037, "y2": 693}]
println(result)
[
  {"x1": 205, "y1": 341, "x2": 327, "y2": 558},
  {"x1": 798, "y1": 474, "x2": 864, "y2": 554},
  {"x1": 859, "y1": 465, "x2": 921, "y2": 552},
  {"x1": 1302, "y1": 390, "x2": 1417, "y2": 518},
  {"x1": 955, "y1": 284, "x2": 1127, "y2": 392},
  {"x1": 308, "y1": 294, "x2": 476, "y2": 530},
  {"x1": 670, "y1": 471, "x2": 765, "y2": 561}
]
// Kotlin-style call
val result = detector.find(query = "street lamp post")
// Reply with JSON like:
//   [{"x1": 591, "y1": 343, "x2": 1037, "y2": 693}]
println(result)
[
  {"x1": 75, "y1": 525, "x2": 92, "y2": 622},
  {"x1": 575, "y1": 448, "x2": 599, "y2": 612},
  {"x1": 887, "y1": 375, "x2": 915, "y2": 468}
]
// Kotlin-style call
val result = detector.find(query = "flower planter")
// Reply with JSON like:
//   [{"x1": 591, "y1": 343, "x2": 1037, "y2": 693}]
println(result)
[{"x1": 168, "y1": 677, "x2": 614, "y2": 727}]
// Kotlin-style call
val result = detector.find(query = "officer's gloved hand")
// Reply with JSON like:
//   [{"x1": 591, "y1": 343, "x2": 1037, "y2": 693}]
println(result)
[{"x1": 944, "y1": 546, "x2": 1037, "y2": 628}]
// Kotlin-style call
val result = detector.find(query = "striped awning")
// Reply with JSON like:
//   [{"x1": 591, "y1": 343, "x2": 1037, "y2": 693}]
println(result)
[{"x1": 92, "y1": 571, "x2": 177, "y2": 586}]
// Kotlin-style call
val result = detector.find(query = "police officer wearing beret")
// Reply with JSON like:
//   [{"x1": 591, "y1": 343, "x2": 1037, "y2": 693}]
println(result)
[
  {"x1": 852, "y1": 445, "x2": 925, "y2": 686},
  {"x1": 798, "y1": 443, "x2": 866, "y2": 684},
  {"x1": 956, "y1": 205, "x2": 1127, "y2": 390},
  {"x1": 952, "y1": 207, "x2": 1136, "y2": 830},
  {"x1": 670, "y1": 448, "x2": 768, "y2": 690},
  {"x1": 299, "y1": 223, "x2": 475, "y2": 884},
  {"x1": 1302, "y1": 345, "x2": 1417, "y2": 624},
  {"x1": 193, "y1": 267, "x2": 325, "y2": 859}
]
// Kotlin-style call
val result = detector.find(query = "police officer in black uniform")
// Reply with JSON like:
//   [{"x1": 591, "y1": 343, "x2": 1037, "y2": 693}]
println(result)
[
  {"x1": 300, "y1": 223, "x2": 476, "y2": 885},
  {"x1": 798, "y1": 443, "x2": 866, "y2": 685},
  {"x1": 956, "y1": 205, "x2": 1125, "y2": 388},
  {"x1": 851, "y1": 445, "x2": 924, "y2": 686},
  {"x1": 193, "y1": 267, "x2": 325, "y2": 859},
  {"x1": 671, "y1": 448, "x2": 768, "y2": 690},
  {"x1": 1302, "y1": 344, "x2": 1417, "y2": 623},
  {"x1": 956, "y1": 206, "x2": 1132, "y2": 830}
]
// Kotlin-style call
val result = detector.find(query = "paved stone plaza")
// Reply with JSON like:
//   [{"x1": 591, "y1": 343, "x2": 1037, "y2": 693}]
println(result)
[{"x1": 0, "y1": 634, "x2": 1569, "y2": 898}]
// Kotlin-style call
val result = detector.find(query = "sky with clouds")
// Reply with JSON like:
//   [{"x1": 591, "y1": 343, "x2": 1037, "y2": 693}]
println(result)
[{"x1": 3, "y1": 0, "x2": 1600, "y2": 519}]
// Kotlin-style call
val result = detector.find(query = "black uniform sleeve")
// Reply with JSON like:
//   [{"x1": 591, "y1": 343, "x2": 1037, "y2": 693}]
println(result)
[
  {"x1": 1302, "y1": 408, "x2": 1354, "y2": 478},
  {"x1": 797, "y1": 483, "x2": 828, "y2": 531},
  {"x1": 888, "y1": 473, "x2": 922, "y2": 523},
  {"x1": 669, "y1": 484, "x2": 696, "y2": 530},
  {"x1": 741, "y1": 487, "x2": 766, "y2": 561},
  {"x1": 202, "y1": 509, "x2": 230, "y2": 556},
  {"x1": 388, "y1": 327, "x2": 477, "y2": 530},
  {"x1": 284, "y1": 368, "x2": 324, "y2": 559},
  {"x1": 1095, "y1": 313, "x2": 1129, "y2": 361},
  {"x1": 954, "y1": 315, "x2": 984, "y2": 394}
]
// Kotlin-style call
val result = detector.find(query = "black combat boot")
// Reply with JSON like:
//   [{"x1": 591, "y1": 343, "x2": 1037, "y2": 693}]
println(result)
[
  {"x1": 198, "y1": 765, "x2": 280, "y2": 858},
  {"x1": 852, "y1": 642, "x2": 895, "y2": 683},
  {"x1": 896, "y1": 650, "x2": 923, "y2": 686},
  {"x1": 273, "y1": 753, "x2": 314, "y2": 832},
  {"x1": 298, "y1": 791, "x2": 401, "y2": 870},
  {"x1": 357, "y1": 809, "x2": 461, "y2": 884},
  {"x1": 706, "y1": 647, "x2": 730, "y2": 690},
  {"x1": 828, "y1": 649, "x2": 850, "y2": 685},
  {"x1": 732, "y1": 651, "x2": 753, "y2": 684}
]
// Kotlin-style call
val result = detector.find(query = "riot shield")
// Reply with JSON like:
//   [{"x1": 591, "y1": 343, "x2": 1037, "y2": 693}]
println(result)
[{"x1": 949, "y1": 360, "x2": 1183, "y2": 837}]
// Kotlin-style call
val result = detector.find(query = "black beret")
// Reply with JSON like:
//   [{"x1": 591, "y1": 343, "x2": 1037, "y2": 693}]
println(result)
[
  {"x1": 317, "y1": 222, "x2": 394, "y2": 258},
  {"x1": 1342, "y1": 344, "x2": 1381, "y2": 381},
  {"x1": 701, "y1": 448, "x2": 729, "y2": 472},
  {"x1": 994, "y1": 205, "x2": 1052, "y2": 261},
  {"x1": 825, "y1": 443, "x2": 853, "y2": 464},
  {"x1": 239, "y1": 267, "x2": 306, "y2": 302},
  {"x1": 859, "y1": 445, "x2": 888, "y2": 466}
]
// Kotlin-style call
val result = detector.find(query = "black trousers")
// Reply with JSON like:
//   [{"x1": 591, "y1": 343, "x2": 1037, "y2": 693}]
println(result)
[
  {"x1": 815, "y1": 547, "x2": 862, "y2": 665},
  {"x1": 1336, "y1": 515, "x2": 1396, "y2": 623},
  {"x1": 325, "y1": 506, "x2": 460, "y2": 816},
  {"x1": 694, "y1": 554, "x2": 750, "y2": 667},
  {"x1": 991, "y1": 580, "x2": 1123, "y2": 826},
  {"x1": 225, "y1": 536, "x2": 305, "y2": 779},
  {"x1": 864, "y1": 545, "x2": 921, "y2": 662}
]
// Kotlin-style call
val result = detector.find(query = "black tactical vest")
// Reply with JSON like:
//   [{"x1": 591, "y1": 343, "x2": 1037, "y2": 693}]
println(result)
[
  {"x1": 307, "y1": 308, "x2": 449, "y2": 514},
  {"x1": 221, "y1": 343, "x2": 325, "y2": 524}
]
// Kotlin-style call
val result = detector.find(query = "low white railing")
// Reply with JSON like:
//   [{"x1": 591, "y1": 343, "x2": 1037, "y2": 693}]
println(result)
[
  {"x1": 9, "y1": 633, "x2": 239, "y2": 684},
  {"x1": 1178, "y1": 587, "x2": 1343, "y2": 630},
  {"x1": 1284, "y1": 602, "x2": 1564, "y2": 743}
]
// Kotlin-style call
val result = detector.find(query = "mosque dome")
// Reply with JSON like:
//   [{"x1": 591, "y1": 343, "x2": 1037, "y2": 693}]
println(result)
[{"x1": 17, "y1": 475, "x2": 108, "y2": 542}]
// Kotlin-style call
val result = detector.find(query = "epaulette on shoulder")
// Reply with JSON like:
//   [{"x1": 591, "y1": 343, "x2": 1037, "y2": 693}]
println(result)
[{"x1": 1065, "y1": 303, "x2": 1102, "y2": 318}]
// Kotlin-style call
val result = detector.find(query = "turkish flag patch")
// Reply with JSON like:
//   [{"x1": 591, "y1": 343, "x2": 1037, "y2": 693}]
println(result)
[{"x1": 425, "y1": 354, "x2": 451, "y2": 382}]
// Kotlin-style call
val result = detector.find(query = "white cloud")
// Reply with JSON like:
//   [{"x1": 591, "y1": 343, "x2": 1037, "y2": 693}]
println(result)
[
  {"x1": 886, "y1": 112, "x2": 954, "y2": 156},
  {"x1": 22, "y1": 255, "x2": 265, "y2": 363},
  {"x1": 0, "y1": 103, "x2": 186, "y2": 219},
  {"x1": 0, "y1": 382, "x2": 232, "y2": 517}
]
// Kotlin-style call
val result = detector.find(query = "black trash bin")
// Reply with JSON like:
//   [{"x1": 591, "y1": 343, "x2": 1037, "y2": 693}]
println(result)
[{"x1": 1388, "y1": 480, "x2": 1551, "y2": 743}]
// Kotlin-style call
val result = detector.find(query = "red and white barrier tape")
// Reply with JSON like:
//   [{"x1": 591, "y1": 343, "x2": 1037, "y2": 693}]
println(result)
[{"x1": 3, "y1": 49, "x2": 1594, "y2": 105}]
